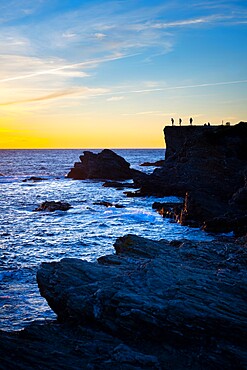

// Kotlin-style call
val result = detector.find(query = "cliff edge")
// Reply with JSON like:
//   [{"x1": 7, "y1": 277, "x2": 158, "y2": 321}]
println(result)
[{"x1": 136, "y1": 122, "x2": 247, "y2": 234}]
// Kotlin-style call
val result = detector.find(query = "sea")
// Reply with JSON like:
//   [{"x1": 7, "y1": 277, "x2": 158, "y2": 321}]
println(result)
[{"x1": 0, "y1": 149, "x2": 214, "y2": 332}]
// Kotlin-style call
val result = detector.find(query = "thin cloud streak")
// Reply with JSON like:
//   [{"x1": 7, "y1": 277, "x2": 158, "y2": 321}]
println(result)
[
  {"x1": 139, "y1": 13, "x2": 242, "y2": 31},
  {"x1": 0, "y1": 87, "x2": 110, "y2": 106},
  {"x1": 0, "y1": 89, "x2": 76, "y2": 106},
  {"x1": 0, "y1": 53, "x2": 138, "y2": 83},
  {"x1": 121, "y1": 79, "x2": 247, "y2": 95},
  {"x1": 2, "y1": 79, "x2": 246, "y2": 107}
]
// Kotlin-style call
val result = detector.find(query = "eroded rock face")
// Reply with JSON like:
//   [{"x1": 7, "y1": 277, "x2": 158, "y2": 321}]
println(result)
[
  {"x1": 136, "y1": 123, "x2": 247, "y2": 234},
  {"x1": 37, "y1": 234, "x2": 247, "y2": 368},
  {"x1": 67, "y1": 149, "x2": 134, "y2": 180}
]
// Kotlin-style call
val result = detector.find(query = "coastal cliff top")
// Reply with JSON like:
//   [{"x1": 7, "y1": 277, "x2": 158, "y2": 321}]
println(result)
[{"x1": 164, "y1": 121, "x2": 247, "y2": 160}]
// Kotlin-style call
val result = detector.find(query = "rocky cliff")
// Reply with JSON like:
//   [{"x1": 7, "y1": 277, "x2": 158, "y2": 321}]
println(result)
[{"x1": 136, "y1": 122, "x2": 247, "y2": 234}]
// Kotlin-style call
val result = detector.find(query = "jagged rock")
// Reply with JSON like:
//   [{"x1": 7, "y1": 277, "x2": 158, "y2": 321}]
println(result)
[
  {"x1": 93, "y1": 201, "x2": 125, "y2": 208},
  {"x1": 135, "y1": 123, "x2": 247, "y2": 234},
  {"x1": 140, "y1": 160, "x2": 165, "y2": 167},
  {"x1": 67, "y1": 149, "x2": 136, "y2": 180},
  {"x1": 201, "y1": 217, "x2": 233, "y2": 233},
  {"x1": 34, "y1": 201, "x2": 72, "y2": 212},
  {"x1": 124, "y1": 190, "x2": 143, "y2": 197},
  {"x1": 152, "y1": 201, "x2": 183, "y2": 220},
  {"x1": 202, "y1": 215, "x2": 247, "y2": 236},
  {"x1": 22, "y1": 176, "x2": 44, "y2": 182},
  {"x1": 230, "y1": 185, "x2": 247, "y2": 210},
  {"x1": 36, "y1": 234, "x2": 247, "y2": 368},
  {"x1": 102, "y1": 181, "x2": 137, "y2": 189}
]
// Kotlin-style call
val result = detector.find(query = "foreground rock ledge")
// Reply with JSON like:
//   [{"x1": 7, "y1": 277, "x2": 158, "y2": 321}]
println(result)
[{"x1": 35, "y1": 234, "x2": 247, "y2": 369}]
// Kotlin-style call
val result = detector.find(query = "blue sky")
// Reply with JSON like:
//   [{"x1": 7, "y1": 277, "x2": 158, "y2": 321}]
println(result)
[{"x1": 0, "y1": 0, "x2": 246, "y2": 147}]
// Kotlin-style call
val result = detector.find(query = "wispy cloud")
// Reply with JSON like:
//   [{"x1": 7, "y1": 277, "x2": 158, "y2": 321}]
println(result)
[
  {"x1": 94, "y1": 33, "x2": 107, "y2": 40},
  {"x1": 0, "y1": 53, "x2": 138, "y2": 84},
  {"x1": 0, "y1": 87, "x2": 110, "y2": 106},
  {"x1": 152, "y1": 18, "x2": 207, "y2": 29},
  {"x1": 122, "y1": 110, "x2": 170, "y2": 116},
  {"x1": 0, "y1": 89, "x2": 76, "y2": 106},
  {"x1": 107, "y1": 96, "x2": 124, "y2": 102},
  {"x1": 2, "y1": 78, "x2": 246, "y2": 108},
  {"x1": 119, "y1": 79, "x2": 247, "y2": 95}
]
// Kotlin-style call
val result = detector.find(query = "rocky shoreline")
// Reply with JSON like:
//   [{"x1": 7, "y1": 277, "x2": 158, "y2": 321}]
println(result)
[
  {"x1": 1, "y1": 234, "x2": 247, "y2": 369},
  {"x1": 1, "y1": 123, "x2": 247, "y2": 369}
]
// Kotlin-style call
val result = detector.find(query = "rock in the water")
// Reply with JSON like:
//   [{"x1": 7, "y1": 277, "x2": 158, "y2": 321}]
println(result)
[
  {"x1": 102, "y1": 181, "x2": 137, "y2": 189},
  {"x1": 140, "y1": 159, "x2": 165, "y2": 167},
  {"x1": 152, "y1": 201, "x2": 183, "y2": 220},
  {"x1": 67, "y1": 149, "x2": 135, "y2": 180},
  {"x1": 34, "y1": 201, "x2": 72, "y2": 212},
  {"x1": 22, "y1": 176, "x2": 44, "y2": 182},
  {"x1": 37, "y1": 234, "x2": 247, "y2": 368},
  {"x1": 93, "y1": 201, "x2": 124, "y2": 208}
]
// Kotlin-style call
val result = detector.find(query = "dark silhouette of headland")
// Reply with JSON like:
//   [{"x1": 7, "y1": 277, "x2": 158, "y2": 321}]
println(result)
[{"x1": 137, "y1": 121, "x2": 247, "y2": 235}]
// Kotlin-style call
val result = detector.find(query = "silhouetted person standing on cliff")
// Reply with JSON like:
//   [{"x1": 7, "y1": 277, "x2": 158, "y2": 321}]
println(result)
[
  {"x1": 179, "y1": 118, "x2": 182, "y2": 126},
  {"x1": 171, "y1": 118, "x2": 174, "y2": 126},
  {"x1": 189, "y1": 117, "x2": 193, "y2": 125}
]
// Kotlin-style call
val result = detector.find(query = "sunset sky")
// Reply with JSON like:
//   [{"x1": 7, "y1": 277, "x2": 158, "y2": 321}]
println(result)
[{"x1": 0, "y1": 0, "x2": 246, "y2": 148}]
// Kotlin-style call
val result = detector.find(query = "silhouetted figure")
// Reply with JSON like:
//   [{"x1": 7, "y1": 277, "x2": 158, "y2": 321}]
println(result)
[
  {"x1": 226, "y1": 121, "x2": 231, "y2": 126},
  {"x1": 189, "y1": 117, "x2": 193, "y2": 125},
  {"x1": 171, "y1": 118, "x2": 174, "y2": 126},
  {"x1": 207, "y1": 122, "x2": 211, "y2": 126},
  {"x1": 179, "y1": 118, "x2": 182, "y2": 126},
  {"x1": 204, "y1": 123, "x2": 207, "y2": 126}
]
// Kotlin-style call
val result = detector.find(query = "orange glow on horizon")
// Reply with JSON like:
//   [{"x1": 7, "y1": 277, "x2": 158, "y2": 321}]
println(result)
[{"x1": 0, "y1": 112, "x2": 166, "y2": 149}]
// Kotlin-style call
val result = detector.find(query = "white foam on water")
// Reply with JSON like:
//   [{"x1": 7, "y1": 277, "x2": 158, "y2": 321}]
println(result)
[{"x1": 104, "y1": 207, "x2": 157, "y2": 223}]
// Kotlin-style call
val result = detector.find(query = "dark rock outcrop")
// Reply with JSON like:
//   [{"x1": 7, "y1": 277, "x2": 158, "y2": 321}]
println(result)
[
  {"x1": 102, "y1": 181, "x2": 137, "y2": 189},
  {"x1": 152, "y1": 201, "x2": 183, "y2": 221},
  {"x1": 140, "y1": 159, "x2": 165, "y2": 167},
  {"x1": 136, "y1": 123, "x2": 247, "y2": 234},
  {"x1": 93, "y1": 201, "x2": 125, "y2": 208},
  {"x1": 67, "y1": 149, "x2": 136, "y2": 180},
  {"x1": 34, "y1": 201, "x2": 72, "y2": 212},
  {"x1": 35, "y1": 234, "x2": 247, "y2": 368},
  {"x1": 22, "y1": 176, "x2": 44, "y2": 182}
]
